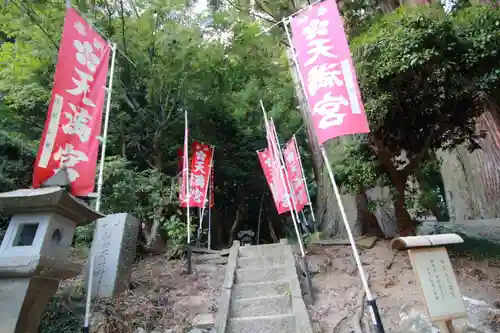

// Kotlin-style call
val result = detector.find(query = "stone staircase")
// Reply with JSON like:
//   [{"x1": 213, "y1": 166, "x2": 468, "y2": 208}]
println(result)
[{"x1": 214, "y1": 239, "x2": 313, "y2": 333}]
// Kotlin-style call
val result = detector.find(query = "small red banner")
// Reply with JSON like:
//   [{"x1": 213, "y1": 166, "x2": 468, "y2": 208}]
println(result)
[
  {"x1": 283, "y1": 136, "x2": 308, "y2": 212},
  {"x1": 32, "y1": 8, "x2": 111, "y2": 196},
  {"x1": 257, "y1": 149, "x2": 290, "y2": 215},
  {"x1": 181, "y1": 142, "x2": 214, "y2": 208}
]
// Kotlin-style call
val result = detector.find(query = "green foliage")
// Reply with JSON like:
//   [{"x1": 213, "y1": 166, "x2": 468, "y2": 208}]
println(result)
[
  {"x1": 39, "y1": 295, "x2": 81, "y2": 333},
  {"x1": 448, "y1": 235, "x2": 500, "y2": 260},
  {"x1": 352, "y1": 6, "x2": 482, "y2": 156},
  {"x1": 0, "y1": 0, "x2": 304, "y2": 247},
  {"x1": 327, "y1": 135, "x2": 388, "y2": 193},
  {"x1": 453, "y1": 5, "x2": 500, "y2": 96}
]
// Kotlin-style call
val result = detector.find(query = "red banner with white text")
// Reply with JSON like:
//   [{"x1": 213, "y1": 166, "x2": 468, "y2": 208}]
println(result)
[
  {"x1": 181, "y1": 142, "x2": 214, "y2": 208},
  {"x1": 257, "y1": 149, "x2": 290, "y2": 215},
  {"x1": 290, "y1": 0, "x2": 370, "y2": 144},
  {"x1": 284, "y1": 137, "x2": 308, "y2": 212},
  {"x1": 32, "y1": 8, "x2": 110, "y2": 196}
]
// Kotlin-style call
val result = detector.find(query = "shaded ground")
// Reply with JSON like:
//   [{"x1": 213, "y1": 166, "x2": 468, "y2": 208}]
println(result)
[
  {"x1": 44, "y1": 240, "x2": 500, "y2": 333},
  {"x1": 46, "y1": 252, "x2": 226, "y2": 333},
  {"x1": 306, "y1": 239, "x2": 500, "y2": 333}
]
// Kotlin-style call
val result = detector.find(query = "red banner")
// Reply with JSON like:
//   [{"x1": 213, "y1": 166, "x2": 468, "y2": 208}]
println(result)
[
  {"x1": 181, "y1": 142, "x2": 214, "y2": 208},
  {"x1": 32, "y1": 8, "x2": 110, "y2": 196},
  {"x1": 257, "y1": 149, "x2": 290, "y2": 215},
  {"x1": 290, "y1": 0, "x2": 370, "y2": 144},
  {"x1": 267, "y1": 119, "x2": 291, "y2": 213},
  {"x1": 284, "y1": 137, "x2": 308, "y2": 212}
]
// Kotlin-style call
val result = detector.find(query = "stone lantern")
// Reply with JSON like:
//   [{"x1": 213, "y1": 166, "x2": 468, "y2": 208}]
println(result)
[{"x1": 0, "y1": 186, "x2": 103, "y2": 333}]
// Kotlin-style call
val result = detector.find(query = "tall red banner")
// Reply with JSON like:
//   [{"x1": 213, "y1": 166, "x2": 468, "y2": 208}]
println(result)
[
  {"x1": 284, "y1": 137, "x2": 308, "y2": 212},
  {"x1": 181, "y1": 142, "x2": 214, "y2": 208},
  {"x1": 32, "y1": 8, "x2": 111, "y2": 196},
  {"x1": 290, "y1": 0, "x2": 370, "y2": 144},
  {"x1": 257, "y1": 149, "x2": 290, "y2": 215}
]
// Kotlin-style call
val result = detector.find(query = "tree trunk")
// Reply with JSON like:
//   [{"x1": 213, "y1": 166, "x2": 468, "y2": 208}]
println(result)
[
  {"x1": 393, "y1": 176, "x2": 415, "y2": 235},
  {"x1": 439, "y1": 103, "x2": 500, "y2": 220},
  {"x1": 229, "y1": 202, "x2": 244, "y2": 244},
  {"x1": 268, "y1": 218, "x2": 279, "y2": 243}
]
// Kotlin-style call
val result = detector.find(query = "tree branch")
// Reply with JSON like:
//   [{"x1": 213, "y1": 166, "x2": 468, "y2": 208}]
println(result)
[
  {"x1": 402, "y1": 131, "x2": 433, "y2": 177},
  {"x1": 11, "y1": 0, "x2": 59, "y2": 51},
  {"x1": 225, "y1": 0, "x2": 277, "y2": 24}
]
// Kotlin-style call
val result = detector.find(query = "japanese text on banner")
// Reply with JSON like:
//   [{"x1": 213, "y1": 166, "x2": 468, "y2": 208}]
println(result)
[
  {"x1": 257, "y1": 149, "x2": 290, "y2": 215},
  {"x1": 283, "y1": 137, "x2": 308, "y2": 212},
  {"x1": 181, "y1": 142, "x2": 213, "y2": 208},
  {"x1": 32, "y1": 8, "x2": 110, "y2": 196},
  {"x1": 290, "y1": 0, "x2": 370, "y2": 144}
]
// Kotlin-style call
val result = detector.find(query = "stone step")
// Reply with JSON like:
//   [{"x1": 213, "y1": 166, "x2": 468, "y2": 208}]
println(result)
[
  {"x1": 238, "y1": 244, "x2": 285, "y2": 258},
  {"x1": 231, "y1": 295, "x2": 292, "y2": 317},
  {"x1": 237, "y1": 254, "x2": 287, "y2": 268},
  {"x1": 232, "y1": 280, "x2": 290, "y2": 299},
  {"x1": 236, "y1": 265, "x2": 288, "y2": 284},
  {"x1": 228, "y1": 314, "x2": 296, "y2": 333}
]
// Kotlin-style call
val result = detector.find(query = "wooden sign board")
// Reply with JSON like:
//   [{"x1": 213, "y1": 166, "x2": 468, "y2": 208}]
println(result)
[{"x1": 408, "y1": 246, "x2": 467, "y2": 322}]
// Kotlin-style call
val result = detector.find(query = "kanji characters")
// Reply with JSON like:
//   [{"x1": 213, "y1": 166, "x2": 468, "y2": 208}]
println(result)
[
  {"x1": 313, "y1": 92, "x2": 349, "y2": 128},
  {"x1": 307, "y1": 63, "x2": 344, "y2": 96},
  {"x1": 66, "y1": 68, "x2": 96, "y2": 107},
  {"x1": 305, "y1": 38, "x2": 338, "y2": 66},
  {"x1": 53, "y1": 143, "x2": 89, "y2": 182},
  {"x1": 303, "y1": 18, "x2": 329, "y2": 40},
  {"x1": 62, "y1": 103, "x2": 92, "y2": 142},
  {"x1": 74, "y1": 40, "x2": 101, "y2": 73},
  {"x1": 194, "y1": 149, "x2": 207, "y2": 173},
  {"x1": 193, "y1": 174, "x2": 206, "y2": 188},
  {"x1": 192, "y1": 188, "x2": 203, "y2": 203}
]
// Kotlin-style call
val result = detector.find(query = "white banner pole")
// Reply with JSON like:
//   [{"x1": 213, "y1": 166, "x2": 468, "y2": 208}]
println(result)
[
  {"x1": 293, "y1": 135, "x2": 316, "y2": 223},
  {"x1": 260, "y1": 100, "x2": 305, "y2": 257},
  {"x1": 208, "y1": 173, "x2": 213, "y2": 250},
  {"x1": 283, "y1": 16, "x2": 383, "y2": 329},
  {"x1": 84, "y1": 42, "x2": 116, "y2": 333},
  {"x1": 95, "y1": 43, "x2": 117, "y2": 212},
  {"x1": 184, "y1": 110, "x2": 191, "y2": 245},
  {"x1": 196, "y1": 147, "x2": 214, "y2": 247},
  {"x1": 200, "y1": 147, "x2": 214, "y2": 227},
  {"x1": 271, "y1": 118, "x2": 307, "y2": 237}
]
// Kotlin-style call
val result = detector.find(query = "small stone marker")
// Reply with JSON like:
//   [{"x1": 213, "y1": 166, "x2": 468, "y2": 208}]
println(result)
[
  {"x1": 191, "y1": 313, "x2": 215, "y2": 329},
  {"x1": 391, "y1": 234, "x2": 467, "y2": 333},
  {"x1": 237, "y1": 230, "x2": 254, "y2": 245},
  {"x1": 86, "y1": 213, "x2": 140, "y2": 298}
]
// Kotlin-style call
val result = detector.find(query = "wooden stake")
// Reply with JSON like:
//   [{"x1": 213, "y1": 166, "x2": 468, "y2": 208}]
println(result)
[{"x1": 437, "y1": 320, "x2": 456, "y2": 333}]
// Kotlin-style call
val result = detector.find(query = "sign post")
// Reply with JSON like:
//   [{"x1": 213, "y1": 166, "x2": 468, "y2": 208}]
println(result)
[{"x1": 391, "y1": 234, "x2": 468, "y2": 332}]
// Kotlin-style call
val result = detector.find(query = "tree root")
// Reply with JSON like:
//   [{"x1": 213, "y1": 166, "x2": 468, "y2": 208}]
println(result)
[
  {"x1": 332, "y1": 313, "x2": 349, "y2": 333},
  {"x1": 352, "y1": 273, "x2": 371, "y2": 333}
]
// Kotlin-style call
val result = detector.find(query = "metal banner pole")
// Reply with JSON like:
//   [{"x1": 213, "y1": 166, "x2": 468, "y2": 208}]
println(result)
[
  {"x1": 95, "y1": 43, "x2": 117, "y2": 212},
  {"x1": 260, "y1": 101, "x2": 313, "y2": 300},
  {"x1": 283, "y1": 17, "x2": 384, "y2": 329},
  {"x1": 196, "y1": 207, "x2": 202, "y2": 248},
  {"x1": 184, "y1": 110, "x2": 192, "y2": 274},
  {"x1": 84, "y1": 43, "x2": 116, "y2": 333},
  {"x1": 208, "y1": 179, "x2": 212, "y2": 250},
  {"x1": 293, "y1": 135, "x2": 316, "y2": 223}
]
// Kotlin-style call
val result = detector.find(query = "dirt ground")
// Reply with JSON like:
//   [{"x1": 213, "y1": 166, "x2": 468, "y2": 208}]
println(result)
[
  {"x1": 60, "y1": 240, "x2": 500, "y2": 333},
  {"x1": 306, "y1": 240, "x2": 500, "y2": 333}
]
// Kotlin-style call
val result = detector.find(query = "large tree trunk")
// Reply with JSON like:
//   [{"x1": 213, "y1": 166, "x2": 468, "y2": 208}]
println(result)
[{"x1": 438, "y1": 102, "x2": 500, "y2": 220}]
